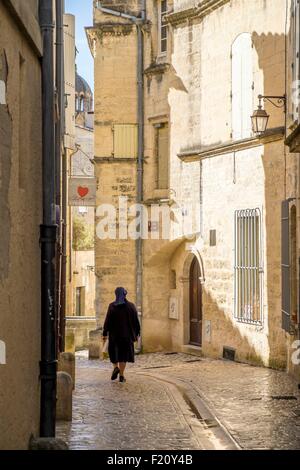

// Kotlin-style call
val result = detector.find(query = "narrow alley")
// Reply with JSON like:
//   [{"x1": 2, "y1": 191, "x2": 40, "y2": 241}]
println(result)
[
  {"x1": 56, "y1": 353, "x2": 300, "y2": 450},
  {"x1": 2, "y1": 0, "x2": 300, "y2": 457}
]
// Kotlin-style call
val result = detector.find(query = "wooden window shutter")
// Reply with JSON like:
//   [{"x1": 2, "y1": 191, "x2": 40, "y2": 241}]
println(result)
[
  {"x1": 231, "y1": 37, "x2": 243, "y2": 140},
  {"x1": 293, "y1": 0, "x2": 300, "y2": 121},
  {"x1": 281, "y1": 200, "x2": 291, "y2": 332},
  {"x1": 240, "y1": 35, "x2": 253, "y2": 138},
  {"x1": 158, "y1": 124, "x2": 169, "y2": 189},
  {"x1": 232, "y1": 33, "x2": 253, "y2": 140},
  {"x1": 113, "y1": 124, "x2": 138, "y2": 158}
]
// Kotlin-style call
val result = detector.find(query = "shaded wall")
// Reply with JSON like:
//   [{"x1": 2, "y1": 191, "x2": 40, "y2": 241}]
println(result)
[{"x1": 0, "y1": 1, "x2": 42, "y2": 450}]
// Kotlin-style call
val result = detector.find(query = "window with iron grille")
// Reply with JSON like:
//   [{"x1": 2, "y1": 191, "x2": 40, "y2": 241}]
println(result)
[
  {"x1": 159, "y1": 0, "x2": 168, "y2": 54},
  {"x1": 234, "y1": 208, "x2": 263, "y2": 324}
]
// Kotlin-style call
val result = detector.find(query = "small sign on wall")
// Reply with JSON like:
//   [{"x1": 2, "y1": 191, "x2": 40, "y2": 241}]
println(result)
[
  {"x1": 69, "y1": 177, "x2": 96, "y2": 207},
  {"x1": 204, "y1": 320, "x2": 211, "y2": 343},
  {"x1": 148, "y1": 221, "x2": 159, "y2": 233},
  {"x1": 169, "y1": 297, "x2": 179, "y2": 320},
  {"x1": 0, "y1": 340, "x2": 6, "y2": 365},
  {"x1": 0, "y1": 80, "x2": 6, "y2": 104}
]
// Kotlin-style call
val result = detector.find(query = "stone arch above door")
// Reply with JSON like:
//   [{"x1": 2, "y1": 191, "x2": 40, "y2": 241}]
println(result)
[
  {"x1": 180, "y1": 248, "x2": 205, "y2": 348},
  {"x1": 189, "y1": 256, "x2": 203, "y2": 346},
  {"x1": 181, "y1": 248, "x2": 205, "y2": 285}
]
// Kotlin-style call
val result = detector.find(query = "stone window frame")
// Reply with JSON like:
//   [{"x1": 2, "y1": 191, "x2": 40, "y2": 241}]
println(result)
[
  {"x1": 153, "y1": 119, "x2": 170, "y2": 191},
  {"x1": 158, "y1": 0, "x2": 168, "y2": 56},
  {"x1": 291, "y1": 0, "x2": 300, "y2": 123},
  {"x1": 231, "y1": 32, "x2": 254, "y2": 141}
]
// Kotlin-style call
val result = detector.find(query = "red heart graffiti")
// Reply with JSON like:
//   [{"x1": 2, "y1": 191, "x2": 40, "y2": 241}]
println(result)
[{"x1": 77, "y1": 186, "x2": 89, "y2": 198}]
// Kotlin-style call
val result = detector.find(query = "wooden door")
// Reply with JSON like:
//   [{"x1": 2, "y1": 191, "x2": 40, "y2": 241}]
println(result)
[{"x1": 189, "y1": 257, "x2": 202, "y2": 346}]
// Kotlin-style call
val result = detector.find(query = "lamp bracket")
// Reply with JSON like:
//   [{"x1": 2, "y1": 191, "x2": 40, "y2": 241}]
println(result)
[{"x1": 258, "y1": 94, "x2": 286, "y2": 111}]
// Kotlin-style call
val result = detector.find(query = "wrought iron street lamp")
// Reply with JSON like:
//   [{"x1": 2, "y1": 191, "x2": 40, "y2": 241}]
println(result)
[{"x1": 251, "y1": 94, "x2": 286, "y2": 135}]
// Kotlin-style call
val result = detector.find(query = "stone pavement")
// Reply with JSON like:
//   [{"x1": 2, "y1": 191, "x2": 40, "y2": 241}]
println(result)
[
  {"x1": 56, "y1": 352, "x2": 300, "y2": 450},
  {"x1": 56, "y1": 353, "x2": 204, "y2": 450}
]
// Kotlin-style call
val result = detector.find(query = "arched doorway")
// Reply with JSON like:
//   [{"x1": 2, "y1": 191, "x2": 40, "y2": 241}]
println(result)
[{"x1": 189, "y1": 257, "x2": 202, "y2": 346}]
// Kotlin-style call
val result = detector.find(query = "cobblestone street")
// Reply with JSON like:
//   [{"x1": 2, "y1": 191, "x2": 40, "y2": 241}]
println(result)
[
  {"x1": 56, "y1": 353, "x2": 211, "y2": 450},
  {"x1": 56, "y1": 352, "x2": 300, "y2": 450}
]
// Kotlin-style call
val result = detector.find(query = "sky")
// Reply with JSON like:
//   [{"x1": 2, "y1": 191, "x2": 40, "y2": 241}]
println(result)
[{"x1": 65, "y1": 0, "x2": 94, "y2": 91}]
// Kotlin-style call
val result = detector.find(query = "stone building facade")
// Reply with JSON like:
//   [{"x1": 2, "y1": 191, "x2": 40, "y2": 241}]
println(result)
[
  {"x1": 71, "y1": 72, "x2": 95, "y2": 320},
  {"x1": 88, "y1": 0, "x2": 300, "y2": 377},
  {"x1": 0, "y1": 3, "x2": 82, "y2": 449},
  {"x1": 0, "y1": 0, "x2": 43, "y2": 450},
  {"x1": 87, "y1": 1, "x2": 141, "y2": 324},
  {"x1": 65, "y1": 71, "x2": 96, "y2": 349},
  {"x1": 284, "y1": 0, "x2": 300, "y2": 381}
]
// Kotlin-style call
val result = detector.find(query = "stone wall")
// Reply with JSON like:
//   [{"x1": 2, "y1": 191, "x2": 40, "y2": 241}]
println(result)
[
  {"x1": 66, "y1": 317, "x2": 97, "y2": 350},
  {"x1": 67, "y1": 123, "x2": 96, "y2": 320},
  {"x1": 158, "y1": 0, "x2": 288, "y2": 366},
  {"x1": 141, "y1": 0, "x2": 289, "y2": 365},
  {"x1": 93, "y1": 6, "x2": 140, "y2": 325},
  {"x1": 94, "y1": 0, "x2": 144, "y2": 19},
  {"x1": 285, "y1": 0, "x2": 300, "y2": 382},
  {"x1": 91, "y1": 0, "x2": 296, "y2": 370},
  {"x1": 0, "y1": 1, "x2": 42, "y2": 450},
  {"x1": 68, "y1": 250, "x2": 96, "y2": 317}
]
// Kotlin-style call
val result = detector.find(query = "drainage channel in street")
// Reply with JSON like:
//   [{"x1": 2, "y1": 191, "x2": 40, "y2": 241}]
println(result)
[{"x1": 138, "y1": 372, "x2": 240, "y2": 451}]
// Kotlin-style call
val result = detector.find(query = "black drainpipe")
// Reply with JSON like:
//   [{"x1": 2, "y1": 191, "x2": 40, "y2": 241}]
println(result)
[
  {"x1": 55, "y1": 0, "x2": 66, "y2": 353},
  {"x1": 39, "y1": 0, "x2": 58, "y2": 438},
  {"x1": 135, "y1": 12, "x2": 145, "y2": 353}
]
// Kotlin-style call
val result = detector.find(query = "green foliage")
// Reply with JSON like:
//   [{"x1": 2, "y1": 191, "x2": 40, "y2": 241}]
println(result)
[{"x1": 72, "y1": 217, "x2": 94, "y2": 251}]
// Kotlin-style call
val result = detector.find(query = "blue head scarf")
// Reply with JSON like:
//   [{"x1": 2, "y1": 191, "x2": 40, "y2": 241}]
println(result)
[{"x1": 114, "y1": 287, "x2": 127, "y2": 306}]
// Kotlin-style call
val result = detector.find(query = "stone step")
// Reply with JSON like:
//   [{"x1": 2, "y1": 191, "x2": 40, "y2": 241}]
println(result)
[{"x1": 181, "y1": 344, "x2": 203, "y2": 357}]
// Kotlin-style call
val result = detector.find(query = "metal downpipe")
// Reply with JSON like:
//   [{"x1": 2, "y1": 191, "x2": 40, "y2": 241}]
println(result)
[
  {"x1": 39, "y1": 0, "x2": 57, "y2": 438},
  {"x1": 55, "y1": 0, "x2": 66, "y2": 353},
  {"x1": 135, "y1": 3, "x2": 146, "y2": 353}
]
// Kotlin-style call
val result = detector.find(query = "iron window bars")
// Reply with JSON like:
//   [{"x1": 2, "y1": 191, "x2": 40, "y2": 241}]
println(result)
[{"x1": 234, "y1": 208, "x2": 263, "y2": 325}]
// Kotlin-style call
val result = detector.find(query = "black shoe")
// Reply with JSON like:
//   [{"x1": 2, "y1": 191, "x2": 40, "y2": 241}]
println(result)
[
  {"x1": 119, "y1": 376, "x2": 126, "y2": 383},
  {"x1": 111, "y1": 367, "x2": 120, "y2": 381}
]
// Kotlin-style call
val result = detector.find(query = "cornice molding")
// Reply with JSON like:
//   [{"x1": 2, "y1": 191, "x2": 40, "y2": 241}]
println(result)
[
  {"x1": 93, "y1": 22, "x2": 134, "y2": 35},
  {"x1": 94, "y1": 156, "x2": 137, "y2": 163},
  {"x1": 285, "y1": 123, "x2": 300, "y2": 152},
  {"x1": 86, "y1": 23, "x2": 135, "y2": 55},
  {"x1": 166, "y1": 0, "x2": 231, "y2": 26},
  {"x1": 148, "y1": 113, "x2": 169, "y2": 123},
  {"x1": 144, "y1": 63, "x2": 170, "y2": 77},
  {"x1": 166, "y1": 7, "x2": 198, "y2": 26},
  {"x1": 178, "y1": 127, "x2": 285, "y2": 162},
  {"x1": 165, "y1": 7, "x2": 198, "y2": 26},
  {"x1": 197, "y1": 0, "x2": 231, "y2": 18},
  {"x1": 143, "y1": 197, "x2": 174, "y2": 207}
]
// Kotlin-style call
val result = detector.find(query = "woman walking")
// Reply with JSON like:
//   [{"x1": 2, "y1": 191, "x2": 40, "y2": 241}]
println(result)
[{"x1": 103, "y1": 287, "x2": 140, "y2": 383}]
